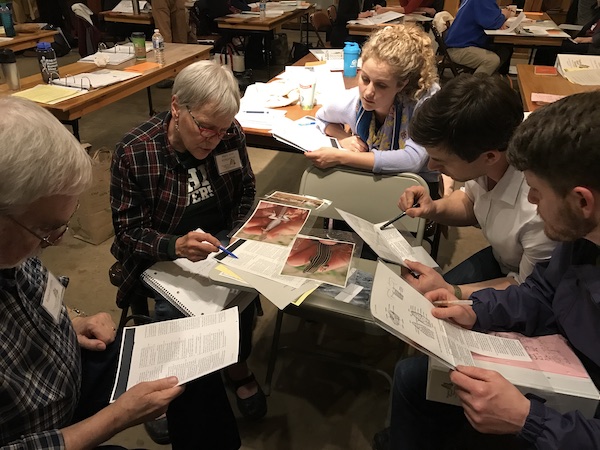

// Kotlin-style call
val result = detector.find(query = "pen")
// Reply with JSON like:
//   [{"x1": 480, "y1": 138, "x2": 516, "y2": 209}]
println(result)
[
  {"x1": 299, "y1": 121, "x2": 316, "y2": 126},
  {"x1": 432, "y1": 300, "x2": 473, "y2": 306},
  {"x1": 218, "y1": 245, "x2": 238, "y2": 259},
  {"x1": 243, "y1": 111, "x2": 267, "y2": 114},
  {"x1": 380, "y1": 203, "x2": 420, "y2": 230}
]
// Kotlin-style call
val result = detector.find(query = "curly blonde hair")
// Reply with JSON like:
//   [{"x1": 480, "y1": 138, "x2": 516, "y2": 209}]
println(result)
[{"x1": 361, "y1": 24, "x2": 438, "y2": 102}]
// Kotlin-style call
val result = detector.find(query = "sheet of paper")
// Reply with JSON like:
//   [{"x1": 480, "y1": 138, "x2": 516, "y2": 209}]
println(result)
[
  {"x1": 370, "y1": 262, "x2": 531, "y2": 369},
  {"x1": 50, "y1": 69, "x2": 141, "y2": 90},
  {"x1": 271, "y1": 118, "x2": 341, "y2": 152},
  {"x1": 235, "y1": 108, "x2": 287, "y2": 130},
  {"x1": 110, "y1": 310, "x2": 239, "y2": 401},
  {"x1": 79, "y1": 51, "x2": 135, "y2": 65},
  {"x1": 111, "y1": 0, "x2": 149, "y2": 13},
  {"x1": 124, "y1": 61, "x2": 161, "y2": 72},
  {"x1": 336, "y1": 209, "x2": 416, "y2": 265},
  {"x1": 220, "y1": 239, "x2": 307, "y2": 288},
  {"x1": 563, "y1": 68, "x2": 600, "y2": 85},
  {"x1": 348, "y1": 11, "x2": 404, "y2": 25},
  {"x1": 11, "y1": 84, "x2": 86, "y2": 104},
  {"x1": 531, "y1": 92, "x2": 565, "y2": 104}
]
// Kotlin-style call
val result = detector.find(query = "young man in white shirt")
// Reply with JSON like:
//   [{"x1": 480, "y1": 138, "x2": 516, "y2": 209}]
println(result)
[{"x1": 396, "y1": 74, "x2": 556, "y2": 299}]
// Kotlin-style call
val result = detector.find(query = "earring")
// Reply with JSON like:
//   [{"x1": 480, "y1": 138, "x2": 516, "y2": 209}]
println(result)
[{"x1": 175, "y1": 118, "x2": 179, "y2": 132}]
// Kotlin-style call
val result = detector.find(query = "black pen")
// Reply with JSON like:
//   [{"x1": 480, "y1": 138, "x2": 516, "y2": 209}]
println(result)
[{"x1": 380, "y1": 203, "x2": 420, "y2": 230}]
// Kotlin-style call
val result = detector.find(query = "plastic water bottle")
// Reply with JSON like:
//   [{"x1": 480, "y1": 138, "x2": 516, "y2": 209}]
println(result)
[
  {"x1": 152, "y1": 29, "x2": 165, "y2": 66},
  {"x1": 0, "y1": 3, "x2": 16, "y2": 37},
  {"x1": 343, "y1": 42, "x2": 360, "y2": 78},
  {"x1": 259, "y1": 0, "x2": 267, "y2": 20},
  {"x1": 36, "y1": 42, "x2": 59, "y2": 84}
]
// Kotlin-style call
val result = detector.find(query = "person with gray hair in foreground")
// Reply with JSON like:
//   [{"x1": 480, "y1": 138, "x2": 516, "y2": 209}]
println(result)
[
  {"x1": 110, "y1": 60, "x2": 264, "y2": 443},
  {"x1": 0, "y1": 97, "x2": 199, "y2": 448}
]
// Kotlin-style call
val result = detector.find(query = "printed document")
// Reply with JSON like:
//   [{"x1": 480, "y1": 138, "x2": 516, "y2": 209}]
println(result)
[
  {"x1": 110, "y1": 309, "x2": 239, "y2": 401},
  {"x1": 370, "y1": 262, "x2": 530, "y2": 369}
]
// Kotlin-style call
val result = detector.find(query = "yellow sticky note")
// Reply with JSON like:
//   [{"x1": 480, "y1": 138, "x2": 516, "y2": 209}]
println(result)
[
  {"x1": 292, "y1": 286, "x2": 319, "y2": 306},
  {"x1": 215, "y1": 264, "x2": 245, "y2": 281}
]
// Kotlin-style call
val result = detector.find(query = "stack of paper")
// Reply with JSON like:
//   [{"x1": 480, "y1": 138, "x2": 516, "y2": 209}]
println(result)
[
  {"x1": 111, "y1": 0, "x2": 150, "y2": 13},
  {"x1": 12, "y1": 84, "x2": 86, "y2": 104},
  {"x1": 348, "y1": 11, "x2": 404, "y2": 25},
  {"x1": 555, "y1": 54, "x2": 600, "y2": 85}
]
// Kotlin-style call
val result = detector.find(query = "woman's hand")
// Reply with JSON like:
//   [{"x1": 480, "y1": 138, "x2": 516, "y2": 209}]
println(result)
[
  {"x1": 305, "y1": 147, "x2": 347, "y2": 169},
  {"x1": 175, "y1": 231, "x2": 220, "y2": 262},
  {"x1": 339, "y1": 136, "x2": 368, "y2": 152}
]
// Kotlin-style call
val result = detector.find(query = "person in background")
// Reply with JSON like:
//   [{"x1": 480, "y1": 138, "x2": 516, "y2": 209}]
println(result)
[
  {"x1": 534, "y1": 2, "x2": 600, "y2": 65},
  {"x1": 307, "y1": 25, "x2": 439, "y2": 191},
  {"x1": 386, "y1": 91, "x2": 600, "y2": 450},
  {"x1": 396, "y1": 74, "x2": 556, "y2": 300},
  {"x1": 0, "y1": 96, "x2": 218, "y2": 450},
  {"x1": 330, "y1": 0, "x2": 387, "y2": 47},
  {"x1": 151, "y1": 0, "x2": 188, "y2": 88},
  {"x1": 444, "y1": 0, "x2": 514, "y2": 75},
  {"x1": 375, "y1": 0, "x2": 443, "y2": 17},
  {"x1": 110, "y1": 61, "x2": 265, "y2": 445}
]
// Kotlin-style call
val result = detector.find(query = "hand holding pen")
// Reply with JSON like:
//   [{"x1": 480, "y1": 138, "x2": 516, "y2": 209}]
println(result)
[
  {"x1": 380, "y1": 202, "x2": 420, "y2": 230},
  {"x1": 397, "y1": 185, "x2": 436, "y2": 221}
]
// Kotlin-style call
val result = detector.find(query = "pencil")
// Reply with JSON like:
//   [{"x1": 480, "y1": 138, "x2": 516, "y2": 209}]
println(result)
[
  {"x1": 380, "y1": 203, "x2": 420, "y2": 230},
  {"x1": 432, "y1": 300, "x2": 473, "y2": 306}
]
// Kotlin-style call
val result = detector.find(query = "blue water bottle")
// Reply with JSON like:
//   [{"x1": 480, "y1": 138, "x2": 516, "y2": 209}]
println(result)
[
  {"x1": 0, "y1": 2, "x2": 16, "y2": 38},
  {"x1": 343, "y1": 42, "x2": 360, "y2": 78}
]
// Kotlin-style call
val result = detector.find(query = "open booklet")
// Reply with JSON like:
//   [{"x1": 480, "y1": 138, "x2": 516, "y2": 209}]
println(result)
[
  {"x1": 555, "y1": 54, "x2": 600, "y2": 85},
  {"x1": 370, "y1": 261, "x2": 532, "y2": 369},
  {"x1": 336, "y1": 208, "x2": 438, "y2": 269},
  {"x1": 110, "y1": 309, "x2": 239, "y2": 401},
  {"x1": 348, "y1": 11, "x2": 404, "y2": 25},
  {"x1": 271, "y1": 116, "x2": 342, "y2": 152}
]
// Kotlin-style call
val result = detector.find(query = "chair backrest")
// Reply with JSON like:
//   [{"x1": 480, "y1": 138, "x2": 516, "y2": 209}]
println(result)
[
  {"x1": 298, "y1": 166, "x2": 428, "y2": 244},
  {"x1": 310, "y1": 10, "x2": 332, "y2": 31},
  {"x1": 523, "y1": 0, "x2": 543, "y2": 11},
  {"x1": 327, "y1": 4, "x2": 337, "y2": 23},
  {"x1": 431, "y1": 15, "x2": 474, "y2": 77}
]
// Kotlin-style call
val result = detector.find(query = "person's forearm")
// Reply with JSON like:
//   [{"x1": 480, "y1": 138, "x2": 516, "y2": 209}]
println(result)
[
  {"x1": 458, "y1": 276, "x2": 517, "y2": 299},
  {"x1": 324, "y1": 123, "x2": 352, "y2": 140},
  {"x1": 337, "y1": 150, "x2": 376, "y2": 170},
  {"x1": 427, "y1": 191, "x2": 478, "y2": 226},
  {"x1": 61, "y1": 404, "x2": 125, "y2": 450}
]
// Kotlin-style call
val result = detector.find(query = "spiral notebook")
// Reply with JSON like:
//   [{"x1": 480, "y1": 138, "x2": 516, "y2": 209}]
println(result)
[{"x1": 141, "y1": 260, "x2": 243, "y2": 316}]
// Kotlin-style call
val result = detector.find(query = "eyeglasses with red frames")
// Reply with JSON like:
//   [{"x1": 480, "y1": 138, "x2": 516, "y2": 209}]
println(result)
[
  {"x1": 186, "y1": 106, "x2": 236, "y2": 141},
  {"x1": 8, "y1": 203, "x2": 79, "y2": 248}
]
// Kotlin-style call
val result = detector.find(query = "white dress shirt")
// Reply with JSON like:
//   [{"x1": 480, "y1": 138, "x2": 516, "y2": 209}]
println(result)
[{"x1": 464, "y1": 165, "x2": 557, "y2": 284}]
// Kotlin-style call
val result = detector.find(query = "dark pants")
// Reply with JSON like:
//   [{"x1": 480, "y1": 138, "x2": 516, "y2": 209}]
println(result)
[
  {"x1": 443, "y1": 246, "x2": 504, "y2": 286},
  {"x1": 534, "y1": 41, "x2": 591, "y2": 66},
  {"x1": 73, "y1": 334, "x2": 240, "y2": 450},
  {"x1": 390, "y1": 355, "x2": 533, "y2": 450}
]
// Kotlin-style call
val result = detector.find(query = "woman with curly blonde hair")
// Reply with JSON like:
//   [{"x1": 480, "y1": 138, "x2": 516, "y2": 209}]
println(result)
[{"x1": 307, "y1": 25, "x2": 439, "y2": 181}]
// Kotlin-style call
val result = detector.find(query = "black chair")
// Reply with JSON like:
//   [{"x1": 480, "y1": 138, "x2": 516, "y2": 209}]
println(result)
[{"x1": 431, "y1": 23, "x2": 475, "y2": 78}]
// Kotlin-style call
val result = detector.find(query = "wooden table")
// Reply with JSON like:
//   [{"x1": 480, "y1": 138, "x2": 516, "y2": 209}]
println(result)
[
  {"x1": 487, "y1": 13, "x2": 566, "y2": 47},
  {"x1": 347, "y1": 14, "x2": 432, "y2": 37},
  {"x1": 0, "y1": 29, "x2": 57, "y2": 52},
  {"x1": 99, "y1": 11, "x2": 154, "y2": 25},
  {"x1": 0, "y1": 44, "x2": 211, "y2": 139},
  {"x1": 516, "y1": 64, "x2": 600, "y2": 111},
  {"x1": 243, "y1": 53, "x2": 357, "y2": 151}
]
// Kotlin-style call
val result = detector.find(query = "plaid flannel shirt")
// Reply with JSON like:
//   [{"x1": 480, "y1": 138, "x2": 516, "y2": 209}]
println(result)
[
  {"x1": 0, "y1": 258, "x2": 80, "y2": 449},
  {"x1": 110, "y1": 111, "x2": 256, "y2": 308}
]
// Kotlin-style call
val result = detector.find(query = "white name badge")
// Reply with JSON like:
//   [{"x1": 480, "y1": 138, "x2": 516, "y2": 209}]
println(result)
[
  {"x1": 42, "y1": 273, "x2": 65, "y2": 323},
  {"x1": 215, "y1": 150, "x2": 242, "y2": 175}
]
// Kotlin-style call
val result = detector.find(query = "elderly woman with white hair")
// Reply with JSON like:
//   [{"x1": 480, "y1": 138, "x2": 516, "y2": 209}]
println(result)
[
  {"x1": 110, "y1": 61, "x2": 264, "y2": 444},
  {"x1": 0, "y1": 97, "x2": 201, "y2": 448}
]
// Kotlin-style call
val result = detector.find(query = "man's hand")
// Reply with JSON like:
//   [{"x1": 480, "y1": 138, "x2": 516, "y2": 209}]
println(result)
[
  {"x1": 574, "y1": 36, "x2": 593, "y2": 44},
  {"x1": 358, "y1": 10, "x2": 374, "y2": 17},
  {"x1": 451, "y1": 366, "x2": 530, "y2": 434},
  {"x1": 175, "y1": 231, "x2": 220, "y2": 262},
  {"x1": 398, "y1": 186, "x2": 436, "y2": 219},
  {"x1": 305, "y1": 147, "x2": 347, "y2": 169},
  {"x1": 403, "y1": 260, "x2": 453, "y2": 295},
  {"x1": 339, "y1": 136, "x2": 368, "y2": 153},
  {"x1": 112, "y1": 377, "x2": 185, "y2": 429},
  {"x1": 71, "y1": 312, "x2": 117, "y2": 351},
  {"x1": 426, "y1": 288, "x2": 477, "y2": 329}
]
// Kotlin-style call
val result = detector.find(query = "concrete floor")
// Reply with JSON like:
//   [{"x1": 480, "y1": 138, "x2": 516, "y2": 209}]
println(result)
[{"x1": 16, "y1": 47, "x2": 488, "y2": 449}]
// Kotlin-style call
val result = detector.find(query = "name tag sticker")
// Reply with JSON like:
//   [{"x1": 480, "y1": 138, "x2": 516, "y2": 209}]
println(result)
[
  {"x1": 215, "y1": 150, "x2": 242, "y2": 175},
  {"x1": 42, "y1": 273, "x2": 65, "y2": 323}
]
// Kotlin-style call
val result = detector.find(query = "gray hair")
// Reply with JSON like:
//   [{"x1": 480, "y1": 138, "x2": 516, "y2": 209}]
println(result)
[
  {"x1": 172, "y1": 60, "x2": 240, "y2": 117},
  {"x1": 0, "y1": 97, "x2": 92, "y2": 215}
]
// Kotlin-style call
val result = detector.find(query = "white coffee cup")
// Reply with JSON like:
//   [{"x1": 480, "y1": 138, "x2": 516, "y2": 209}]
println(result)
[{"x1": 299, "y1": 70, "x2": 316, "y2": 110}]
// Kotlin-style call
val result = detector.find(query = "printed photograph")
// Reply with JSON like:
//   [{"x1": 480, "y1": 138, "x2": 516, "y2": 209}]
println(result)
[
  {"x1": 281, "y1": 235, "x2": 355, "y2": 287},
  {"x1": 233, "y1": 200, "x2": 311, "y2": 246},
  {"x1": 265, "y1": 191, "x2": 326, "y2": 209}
]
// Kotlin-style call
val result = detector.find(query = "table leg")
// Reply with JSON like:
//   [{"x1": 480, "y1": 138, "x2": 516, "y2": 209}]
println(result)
[
  {"x1": 61, "y1": 119, "x2": 81, "y2": 141},
  {"x1": 146, "y1": 86, "x2": 156, "y2": 116}
]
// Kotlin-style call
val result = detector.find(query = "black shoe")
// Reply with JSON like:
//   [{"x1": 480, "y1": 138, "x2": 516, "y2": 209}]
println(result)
[
  {"x1": 156, "y1": 79, "x2": 174, "y2": 89},
  {"x1": 230, "y1": 373, "x2": 268, "y2": 420},
  {"x1": 373, "y1": 427, "x2": 390, "y2": 450},
  {"x1": 143, "y1": 416, "x2": 170, "y2": 445}
]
